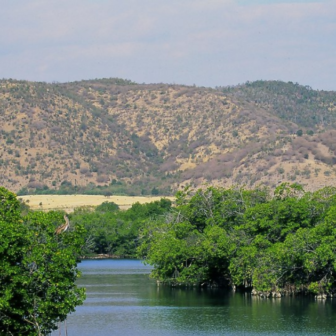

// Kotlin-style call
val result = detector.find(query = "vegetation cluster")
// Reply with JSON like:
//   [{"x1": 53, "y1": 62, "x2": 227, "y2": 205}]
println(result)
[
  {"x1": 71, "y1": 198, "x2": 172, "y2": 257},
  {"x1": 0, "y1": 187, "x2": 86, "y2": 335},
  {"x1": 139, "y1": 183, "x2": 336, "y2": 298},
  {"x1": 2, "y1": 181, "x2": 336, "y2": 335},
  {"x1": 222, "y1": 80, "x2": 336, "y2": 129}
]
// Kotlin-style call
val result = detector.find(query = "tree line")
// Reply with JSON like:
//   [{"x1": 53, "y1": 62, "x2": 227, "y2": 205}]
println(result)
[{"x1": 71, "y1": 198, "x2": 172, "y2": 257}]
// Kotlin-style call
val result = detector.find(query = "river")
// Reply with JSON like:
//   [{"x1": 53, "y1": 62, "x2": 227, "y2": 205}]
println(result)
[{"x1": 52, "y1": 259, "x2": 336, "y2": 336}]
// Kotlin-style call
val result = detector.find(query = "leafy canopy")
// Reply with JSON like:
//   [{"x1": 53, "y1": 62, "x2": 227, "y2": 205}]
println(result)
[
  {"x1": 0, "y1": 187, "x2": 86, "y2": 336},
  {"x1": 139, "y1": 184, "x2": 336, "y2": 295}
]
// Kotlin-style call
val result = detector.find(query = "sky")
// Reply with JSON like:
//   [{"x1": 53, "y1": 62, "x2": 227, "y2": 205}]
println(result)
[{"x1": 0, "y1": 0, "x2": 335, "y2": 90}]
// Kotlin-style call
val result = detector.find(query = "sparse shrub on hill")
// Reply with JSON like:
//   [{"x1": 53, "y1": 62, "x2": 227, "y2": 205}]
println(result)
[
  {"x1": 1, "y1": 79, "x2": 336, "y2": 193},
  {"x1": 222, "y1": 80, "x2": 336, "y2": 129}
]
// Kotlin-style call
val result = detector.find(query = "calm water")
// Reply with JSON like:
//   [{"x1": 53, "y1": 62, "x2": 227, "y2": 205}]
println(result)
[{"x1": 53, "y1": 259, "x2": 336, "y2": 336}]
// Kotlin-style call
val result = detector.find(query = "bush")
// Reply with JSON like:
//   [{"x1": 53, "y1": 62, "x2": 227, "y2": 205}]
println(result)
[{"x1": 96, "y1": 201, "x2": 119, "y2": 213}]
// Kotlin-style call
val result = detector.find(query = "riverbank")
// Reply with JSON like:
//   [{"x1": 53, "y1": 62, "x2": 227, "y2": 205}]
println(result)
[{"x1": 82, "y1": 254, "x2": 124, "y2": 259}]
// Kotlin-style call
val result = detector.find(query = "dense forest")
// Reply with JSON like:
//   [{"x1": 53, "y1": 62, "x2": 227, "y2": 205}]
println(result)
[
  {"x1": 53, "y1": 182, "x2": 336, "y2": 298},
  {"x1": 138, "y1": 183, "x2": 336, "y2": 298},
  {"x1": 71, "y1": 198, "x2": 172, "y2": 257},
  {"x1": 0, "y1": 183, "x2": 336, "y2": 316}
]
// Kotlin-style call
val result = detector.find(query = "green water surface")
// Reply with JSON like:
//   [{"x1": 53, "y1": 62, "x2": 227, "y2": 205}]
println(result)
[{"x1": 53, "y1": 259, "x2": 336, "y2": 336}]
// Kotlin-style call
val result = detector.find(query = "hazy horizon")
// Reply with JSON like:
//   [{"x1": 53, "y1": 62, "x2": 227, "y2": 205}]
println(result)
[{"x1": 1, "y1": 0, "x2": 335, "y2": 91}]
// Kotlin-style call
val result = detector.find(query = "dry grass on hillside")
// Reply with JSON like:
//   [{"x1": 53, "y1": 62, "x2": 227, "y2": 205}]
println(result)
[
  {"x1": 2, "y1": 79, "x2": 336, "y2": 194},
  {"x1": 20, "y1": 195, "x2": 175, "y2": 213}
]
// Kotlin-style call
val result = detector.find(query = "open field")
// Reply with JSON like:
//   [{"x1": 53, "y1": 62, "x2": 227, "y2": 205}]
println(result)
[{"x1": 20, "y1": 195, "x2": 175, "y2": 213}]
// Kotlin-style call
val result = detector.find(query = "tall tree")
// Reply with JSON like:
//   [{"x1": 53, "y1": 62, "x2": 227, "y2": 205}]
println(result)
[{"x1": 0, "y1": 187, "x2": 86, "y2": 336}]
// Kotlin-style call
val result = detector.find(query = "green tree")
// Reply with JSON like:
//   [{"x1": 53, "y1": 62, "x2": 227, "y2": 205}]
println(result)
[
  {"x1": 96, "y1": 201, "x2": 119, "y2": 213},
  {"x1": 139, "y1": 185, "x2": 336, "y2": 295},
  {"x1": 71, "y1": 198, "x2": 173, "y2": 257},
  {"x1": 0, "y1": 187, "x2": 86, "y2": 335}
]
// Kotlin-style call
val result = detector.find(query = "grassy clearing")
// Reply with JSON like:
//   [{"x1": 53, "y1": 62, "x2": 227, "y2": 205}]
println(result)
[{"x1": 20, "y1": 194, "x2": 175, "y2": 213}]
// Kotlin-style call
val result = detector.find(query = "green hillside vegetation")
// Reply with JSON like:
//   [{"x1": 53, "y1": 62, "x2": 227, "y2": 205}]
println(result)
[
  {"x1": 139, "y1": 184, "x2": 336, "y2": 298},
  {"x1": 1, "y1": 78, "x2": 336, "y2": 194}
]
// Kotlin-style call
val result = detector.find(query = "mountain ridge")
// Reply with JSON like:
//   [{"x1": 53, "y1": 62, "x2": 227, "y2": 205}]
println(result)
[{"x1": 1, "y1": 78, "x2": 336, "y2": 195}]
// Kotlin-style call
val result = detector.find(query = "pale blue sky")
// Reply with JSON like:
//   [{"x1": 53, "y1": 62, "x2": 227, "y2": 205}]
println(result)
[
  {"x1": 0, "y1": 0, "x2": 335, "y2": 90},
  {"x1": 238, "y1": 0, "x2": 326, "y2": 4}
]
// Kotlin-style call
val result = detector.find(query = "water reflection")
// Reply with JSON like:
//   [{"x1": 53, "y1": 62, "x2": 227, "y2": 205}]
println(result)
[{"x1": 52, "y1": 260, "x2": 336, "y2": 336}]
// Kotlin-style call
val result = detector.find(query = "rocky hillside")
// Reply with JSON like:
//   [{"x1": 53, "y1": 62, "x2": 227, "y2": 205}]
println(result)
[{"x1": 1, "y1": 78, "x2": 335, "y2": 195}]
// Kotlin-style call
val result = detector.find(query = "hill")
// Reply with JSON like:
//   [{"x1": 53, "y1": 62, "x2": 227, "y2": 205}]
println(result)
[{"x1": 1, "y1": 78, "x2": 336, "y2": 195}]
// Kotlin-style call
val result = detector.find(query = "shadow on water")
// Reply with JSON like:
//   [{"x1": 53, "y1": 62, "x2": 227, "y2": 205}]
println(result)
[{"x1": 52, "y1": 260, "x2": 336, "y2": 336}]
